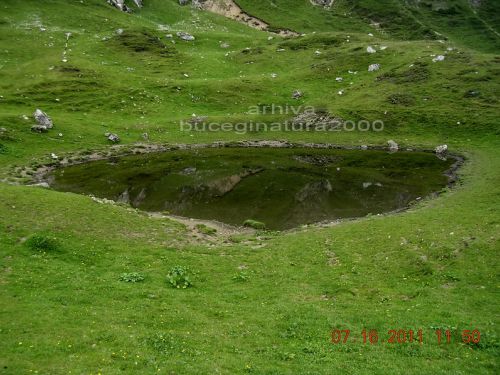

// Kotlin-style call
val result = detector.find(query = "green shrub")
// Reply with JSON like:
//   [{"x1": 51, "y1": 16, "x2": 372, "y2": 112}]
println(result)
[
  {"x1": 119, "y1": 272, "x2": 145, "y2": 283},
  {"x1": 25, "y1": 234, "x2": 60, "y2": 252},
  {"x1": 243, "y1": 219, "x2": 266, "y2": 230},
  {"x1": 167, "y1": 266, "x2": 192, "y2": 289}
]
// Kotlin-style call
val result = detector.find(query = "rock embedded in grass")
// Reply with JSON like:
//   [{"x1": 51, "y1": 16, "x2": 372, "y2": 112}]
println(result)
[
  {"x1": 177, "y1": 31, "x2": 195, "y2": 41},
  {"x1": 33, "y1": 109, "x2": 53, "y2": 129},
  {"x1": 368, "y1": 63, "x2": 380, "y2": 72},
  {"x1": 292, "y1": 90, "x2": 303, "y2": 99},
  {"x1": 105, "y1": 133, "x2": 120, "y2": 143}
]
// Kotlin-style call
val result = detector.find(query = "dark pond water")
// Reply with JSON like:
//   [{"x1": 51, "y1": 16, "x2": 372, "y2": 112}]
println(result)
[{"x1": 49, "y1": 148, "x2": 454, "y2": 230}]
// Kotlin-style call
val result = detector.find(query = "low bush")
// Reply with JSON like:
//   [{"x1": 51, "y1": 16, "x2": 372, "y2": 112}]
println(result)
[
  {"x1": 119, "y1": 272, "x2": 145, "y2": 283},
  {"x1": 25, "y1": 234, "x2": 60, "y2": 252},
  {"x1": 167, "y1": 266, "x2": 192, "y2": 289}
]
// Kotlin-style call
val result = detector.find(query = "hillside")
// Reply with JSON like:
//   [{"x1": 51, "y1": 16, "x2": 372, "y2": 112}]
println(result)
[{"x1": 0, "y1": 0, "x2": 499, "y2": 374}]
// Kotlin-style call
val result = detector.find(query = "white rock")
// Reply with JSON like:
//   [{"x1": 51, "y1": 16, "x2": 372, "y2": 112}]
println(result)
[
  {"x1": 367, "y1": 46, "x2": 376, "y2": 53},
  {"x1": 435, "y1": 145, "x2": 448, "y2": 154},
  {"x1": 387, "y1": 140, "x2": 399, "y2": 151},
  {"x1": 368, "y1": 63, "x2": 380, "y2": 72},
  {"x1": 33, "y1": 109, "x2": 53, "y2": 129},
  {"x1": 432, "y1": 55, "x2": 445, "y2": 62}
]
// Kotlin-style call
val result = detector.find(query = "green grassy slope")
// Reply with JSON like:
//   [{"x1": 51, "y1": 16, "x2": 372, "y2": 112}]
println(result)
[{"x1": 0, "y1": 0, "x2": 499, "y2": 373}]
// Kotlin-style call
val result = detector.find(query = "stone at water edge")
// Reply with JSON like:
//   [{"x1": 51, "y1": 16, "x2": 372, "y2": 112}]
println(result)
[
  {"x1": 435, "y1": 144, "x2": 448, "y2": 155},
  {"x1": 33, "y1": 109, "x2": 53, "y2": 129},
  {"x1": 387, "y1": 140, "x2": 399, "y2": 152}
]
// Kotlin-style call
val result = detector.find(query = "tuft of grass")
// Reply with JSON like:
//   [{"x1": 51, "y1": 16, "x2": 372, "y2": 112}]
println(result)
[
  {"x1": 25, "y1": 234, "x2": 60, "y2": 252},
  {"x1": 119, "y1": 272, "x2": 145, "y2": 283},
  {"x1": 166, "y1": 266, "x2": 192, "y2": 289},
  {"x1": 243, "y1": 219, "x2": 267, "y2": 230}
]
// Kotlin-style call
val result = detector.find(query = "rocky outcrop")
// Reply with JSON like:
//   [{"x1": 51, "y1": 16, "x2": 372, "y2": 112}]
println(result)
[
  {"x1": 310, "y1": 0, "x2": 334, "y2": 8},
  {"x1": 180, "y1": 0, "x2": 298, "y2": 37},
  {"x1": 107, "y1": 0, "x2": 143, "y2": 12}
]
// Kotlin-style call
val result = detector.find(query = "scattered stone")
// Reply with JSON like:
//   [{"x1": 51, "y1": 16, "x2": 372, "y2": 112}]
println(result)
[
  {"x1": 368, "y1": 63, "x2": 380, "y2": 72},
  {"x1": 387, "y1": 140, "x2": 399, "y2": 152},
  {"x1": 116, "y1": 28, "x2": 124, "y2": 35},
  {"x1": 142, "y1": 132, "x2": 149, "y2": 140},
  {"x1": 335, "y1": 77, "x2": 343, "y2": 82},
  {"x1": 314, "y1": 50, "x2": 322, "y2": 55},
  {"x1": 220, "y1": 42, "x2": 230, "y2": 48},
  {"x1": 432, "y1": 55, "x2": 445, "y2": 62},
  {"x1": 105, "y1": 133, "x2": 120, "y2": 143},
  {"x1": 292, "y1": 112, "x2": 343, "y2": 130},
  {"x1": 177, "y1": 31, "x2": 195, "y2": 41},
  {"x1": 181, "y1": 167, "x2": 197, "y2": 175},
  {"x1": 361, "y1": 145, "x2": 368, "y2": 150},
  {"x1": 179, "y1": 0, "x2": 190, "y2": 5},
  {"x1": 33, "y1": 109, "x2": 53, "y2": 129},
  {"x1": 367, "y1": 46, "x2": 376, "y2": 53},
  {"x1": 292, "y1": 90, "x2": 303, "y2": 99},
  {"x1": 50, "y1": 153, "x2": 59, "y2": 160},
  {"x1": 165, "y1": 34, "x2": 173, "y2": 39},
  {"x1": 380, "y1": 45, "x2": 388, "y2": 50},
  {"x1": 270, "y1": 73, "x2": 278, "y2": 78},
  {"x1": 464, "y1": 90, "x2": 480, "y2": 98}
]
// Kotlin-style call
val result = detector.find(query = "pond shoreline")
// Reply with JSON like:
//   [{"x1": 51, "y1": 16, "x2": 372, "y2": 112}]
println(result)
[
  {"x1": 11, "y1": 140, "x2": 465, "y2": 235},
  {"x1": 21, "y1": 140, "x2": 464, "y2": 188}
]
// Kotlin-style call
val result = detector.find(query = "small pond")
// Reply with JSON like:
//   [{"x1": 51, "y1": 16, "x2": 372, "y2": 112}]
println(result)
[{"x1": 48, "y1": 148, "x2": 455, "y2": 230}]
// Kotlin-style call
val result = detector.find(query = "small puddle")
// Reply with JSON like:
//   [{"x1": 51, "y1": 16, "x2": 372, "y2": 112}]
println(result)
[{"x1": 48, "y1": 148, "x2": 456, "y2": 230}]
